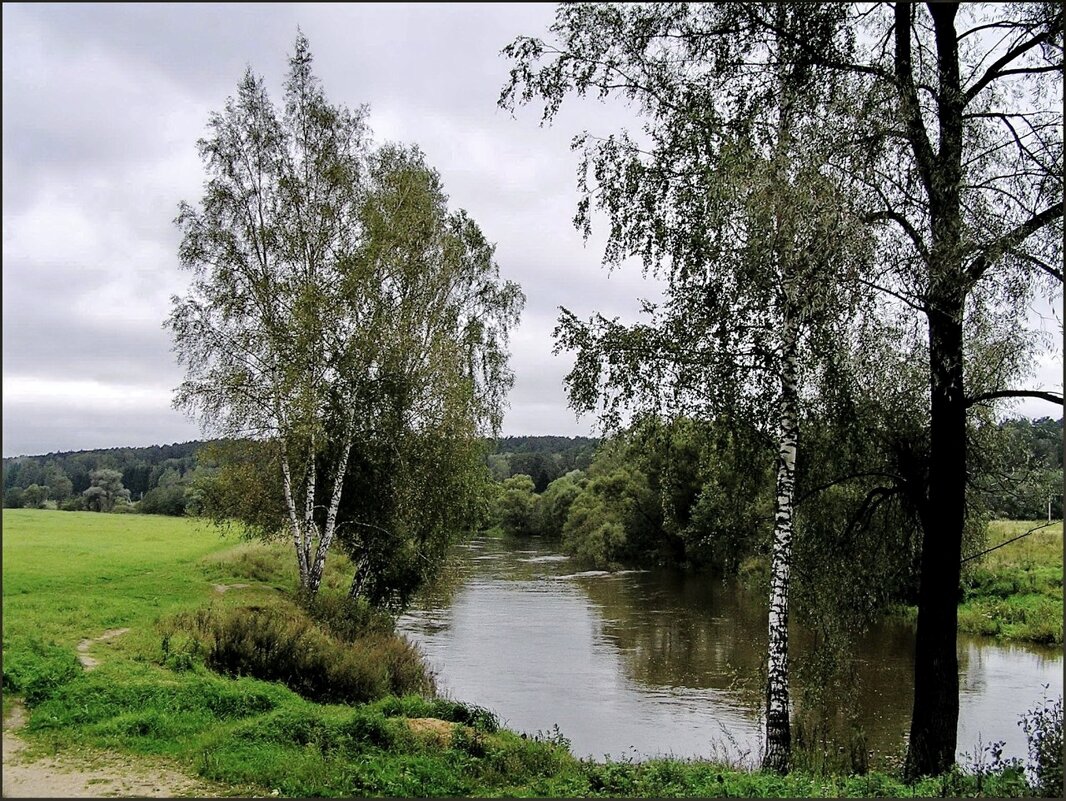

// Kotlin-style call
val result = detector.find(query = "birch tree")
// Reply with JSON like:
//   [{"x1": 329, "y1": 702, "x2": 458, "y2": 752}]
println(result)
[
  {"x1": 502, "y1": 2, "x2": 870, "y2": 773},
  {"x1": 170, "y1": 35, "x2": 522, "y2": 602}
]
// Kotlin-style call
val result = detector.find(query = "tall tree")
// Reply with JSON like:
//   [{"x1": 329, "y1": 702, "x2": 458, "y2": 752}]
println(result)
[
  {"x1": 82, "y1": 469, "x2": 130, "y2": 512},
  {"x1": 171, "y1": 34, "x2": 522, "y2": 602},
  {"x1": 753, "y1": 2, "x2": 1063, "y2": 776},
  {"x1": 502, "y1": 2, "x2": 871, "y2": 772}
]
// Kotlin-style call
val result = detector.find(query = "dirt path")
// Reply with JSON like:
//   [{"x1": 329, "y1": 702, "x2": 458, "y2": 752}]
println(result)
[
  {"x1": 3, "y1": 629, "x2": 229, "y2": 798},
  {"x1": 76, "y1": 627, "x2": 130, "y2": 670},
  {"x1": 2, "y1": 700, "x2": 225, "y2": 798}
]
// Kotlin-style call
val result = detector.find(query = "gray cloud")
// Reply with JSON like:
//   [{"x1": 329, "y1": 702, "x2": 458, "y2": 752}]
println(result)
[{"x1": 2, "y1": 3, "x2": 664, "y2": 457}]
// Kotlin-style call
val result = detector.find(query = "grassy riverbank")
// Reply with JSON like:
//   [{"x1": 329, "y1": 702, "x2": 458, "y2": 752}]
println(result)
[
  {"x1": 957, "y1": 520, "x2": 1063, "y2": 645},
  {"x1": 0, "y1": 509, "x2": 1047, "y2": 796},
  {"x1": 891, "y1": 520, "x2": 1064, "y2": 645}
]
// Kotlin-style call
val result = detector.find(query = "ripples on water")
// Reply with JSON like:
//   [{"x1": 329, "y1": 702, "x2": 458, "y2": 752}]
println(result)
[{"x1": 398, "y1": 535, "x2": 1063, "y2": 763}]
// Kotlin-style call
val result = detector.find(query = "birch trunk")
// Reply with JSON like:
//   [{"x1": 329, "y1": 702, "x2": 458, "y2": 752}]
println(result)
[
  {"x1": 762, "y1": 311, "x2": 799, "y2": 774},
  {"x1": 303, "y1": 448, "x2": 317, "y2": 574},
  {"x1": 307, "y1": 425, "x2": 355, "y2": 597},
  {"x1": 280, "y1": 451, "x2": 310, "y2": 589}
]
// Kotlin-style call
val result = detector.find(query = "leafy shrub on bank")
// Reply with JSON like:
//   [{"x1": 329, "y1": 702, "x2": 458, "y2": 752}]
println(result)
[
  {"x1": 1020, "y1": 693, "x2": 1064, "y2": 797},
  {"x1": 162, "y1": 604, "x2": 434, "y2": 704}
]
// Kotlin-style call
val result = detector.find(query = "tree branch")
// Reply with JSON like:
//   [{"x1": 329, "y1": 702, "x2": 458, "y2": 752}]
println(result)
[
  {"x1": 965, "y1": 390, "x2": 1064, "y2": 409},
  {"x1": 1008, "y1": 249, "x2": 1064, "y2": 283},
  {"x1": 864, "y1": 209, "x2": 930, "y2": 263},
  {"x1": 966, "y1": 202, "x2": 1065, "y2": 283},
  {"x1": 893, "y1": 3, "x2": 937, "y2": 190},
  {"x1": 961, "y1": 521, "x2": 1056, "y2": 564},
  {"x1": 963, "y1": 23, "x2": 1062, "y2": 105}
]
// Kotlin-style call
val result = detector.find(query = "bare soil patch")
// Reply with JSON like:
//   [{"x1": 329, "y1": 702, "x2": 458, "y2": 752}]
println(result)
[
  {"x1": 76, "y1": 628, "x2": 130, "y2": 670},
  {"x1": 211, "y1": 583, "x2": 251, "y2": 594}
]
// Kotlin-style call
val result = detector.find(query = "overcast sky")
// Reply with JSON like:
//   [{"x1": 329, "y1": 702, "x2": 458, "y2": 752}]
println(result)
[{"x1": 2, "y1": 3, "x2": 1062, "y2": 458}]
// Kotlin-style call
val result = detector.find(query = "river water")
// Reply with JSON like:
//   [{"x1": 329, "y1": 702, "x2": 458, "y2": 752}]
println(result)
[{"x1": 397, "y1": 534, "x2": 1062, "y2": 764}]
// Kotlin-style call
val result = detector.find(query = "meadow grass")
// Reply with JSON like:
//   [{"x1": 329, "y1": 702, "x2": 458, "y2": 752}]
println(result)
[
  {"x1": 958, "y1": 520, "x2": 1063, "y2": 645},
  {"x1": 0, "y1": 509, "x2": 1044, "y2": 797}
]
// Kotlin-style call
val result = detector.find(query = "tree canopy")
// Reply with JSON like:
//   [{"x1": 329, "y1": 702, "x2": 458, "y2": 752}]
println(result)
[{"x1": 169, "y1": 33, "x2": 523, "y2": 603}]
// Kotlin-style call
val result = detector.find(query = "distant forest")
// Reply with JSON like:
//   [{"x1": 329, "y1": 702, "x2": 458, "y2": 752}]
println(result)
[
  {"x1": 1, "y1": 421, "x2": 1059, "y2": 520},
  {"x1": 1, "y1": 436, "x2": 600, "y2": 516}
]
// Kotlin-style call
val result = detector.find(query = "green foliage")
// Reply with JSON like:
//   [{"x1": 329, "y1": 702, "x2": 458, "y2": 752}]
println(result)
[
  {"x1": 977, "y1": 418, "x2": 1063, "y2": 520},
  {"x1": 531, "y1": 469, "x2": 585, "y2": 539},
  {"x1": 496, "y1": 474, "x2": 537, "y2": 537},
  {"x1": 4, "y1": 486, "x2": 24, "y2": 508},
  {"x1": 334, "y1": 427, "x2": 497, "y2": 612},
  {"x1": 82, "y1": 468, "x2": 131, "y2": 512},
  {"x1": 20, "y1": 483, "x2": 49, "y2": 509},
  {"x1": 162, "y1": 603, "x2": 434, "y2": 705},
  {"x1": 138, "y1": 484, "x2": 189, "y2": 516},
  {"x1": 1, "y1": 638, "x2": 82, "y2": 705},
  {"x1": 557, "y1": 415, "x2": 774, "y2": 571},
  {"x1": 59, "y1": 494, "x2": 87, "y2": 512},
  {"x1": 195, "y1": 440, "x2": 289, "y2": 539},
  {"x1": 1019, "y1": 693, "x2": 1063, "y2": 797}
]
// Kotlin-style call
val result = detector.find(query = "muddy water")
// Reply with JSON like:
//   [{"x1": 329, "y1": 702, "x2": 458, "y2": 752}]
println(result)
[{"x1": 398, "y1": 535, "x2": 1062, "y2": 763}]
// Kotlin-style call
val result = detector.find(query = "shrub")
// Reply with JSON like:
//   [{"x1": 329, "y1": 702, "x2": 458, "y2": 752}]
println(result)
[
  {"x1": 165, "y1": 604, "x2": 434, "y2": 705},
  {"x1": 1019, "y1": 693, "x2": 1063, "y2": 797},
  {"x1": 139, "y1": 485, "x2": 188, "y2": 516},
  {"x1": 307, "y1": 591, "x2": 393, "y2": 641},
  {"x1": 60, "y1": 495, "x2": 86, "y2": 511}
]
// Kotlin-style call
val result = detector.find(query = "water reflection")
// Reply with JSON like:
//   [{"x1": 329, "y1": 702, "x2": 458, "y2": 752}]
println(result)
[{"x1": 398, "y1": 535, "x2": 1062, "y2": 762}]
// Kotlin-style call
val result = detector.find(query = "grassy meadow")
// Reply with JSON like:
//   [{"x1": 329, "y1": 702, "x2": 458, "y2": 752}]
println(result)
[
  {"x1": 957, "y1": 520, "x2": 1063, "y2": 644},
  {"x1": 1, "y1": 509, "x2": 1056, "y2": 797}
]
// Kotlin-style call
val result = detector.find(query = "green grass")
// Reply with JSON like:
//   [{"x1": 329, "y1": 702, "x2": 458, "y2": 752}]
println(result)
[
  {"x1": 0, "y1": 509, "x2": 1043, "y2": 797},
  {"x1": 958, "y1": 520, "x2": 1063, "y2": 645}
]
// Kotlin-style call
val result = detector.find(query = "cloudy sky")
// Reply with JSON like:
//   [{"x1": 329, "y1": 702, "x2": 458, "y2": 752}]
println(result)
[{"x1": 2, "y1": 3, "x2": 1061, "y2": 458}]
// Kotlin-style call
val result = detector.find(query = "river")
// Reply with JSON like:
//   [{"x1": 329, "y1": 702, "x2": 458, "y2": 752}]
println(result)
[{"x1": 397, "y1": 534, "x2": 1062, "y2": 765}]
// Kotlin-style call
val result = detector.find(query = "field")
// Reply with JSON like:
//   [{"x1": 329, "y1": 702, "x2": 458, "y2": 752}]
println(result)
[
  {"x1": 0, "y1": 509, "x2": 1052, "y2": 797},
  {"x1": 958, "y1": 520, "x2": 1063, "y2": 644}
]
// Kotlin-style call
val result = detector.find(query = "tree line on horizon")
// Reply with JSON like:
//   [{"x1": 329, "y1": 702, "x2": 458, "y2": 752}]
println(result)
[
  {"x1": 0, "y1": 435, "x2": 601, "y2": 516},
  {"x1": 2, "y1": 418, "x2": 1059, "y2": 524}
]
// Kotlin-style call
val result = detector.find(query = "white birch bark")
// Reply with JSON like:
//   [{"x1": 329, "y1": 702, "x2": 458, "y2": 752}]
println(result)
[
  {"x1": 303, "y1": 450, "x2": 317, "y2": 575},
  {"x1": 307, "y1": 413, "x2": 356, "y2": 596},
  {"x1": 280, "y1": 451, "x2": 309, "y2": 588},
  {"x1": 762, "y1": 311, "x2": 799, "y2": 774}
]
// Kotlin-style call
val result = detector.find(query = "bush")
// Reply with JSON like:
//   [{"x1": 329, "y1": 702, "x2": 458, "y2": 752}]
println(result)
[
  {"x1": 307, "y1": 591, "x2": 393, "y2": 641},
  {"x1": 60, "y1": 495, "x2": 87, "y2": 511},
  {"x1": 164, "y1": 604, "x2": 434, "y2": 704},
  {"x1": 139, "y1": 485, "x2": 188, "y2": 516},
  {"x1": 1019, "y1": 693, "x2": 1063, "y2": 797}
]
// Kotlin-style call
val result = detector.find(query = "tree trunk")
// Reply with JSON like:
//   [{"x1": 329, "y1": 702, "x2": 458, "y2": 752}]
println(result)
[
  {"x1": 763, "y1": 312, "x2": 799, "y2": 774},
  {"x1": 901, "y1": 3, "x2": 967, "y2": 777},
  {"x1": 280, "y1": 451, "x2": 310, "y2": 590},
  {"x1": 307, "y1": 429, "x2": 355, "y2": 597},
  {"x1": 905, "y1": 296, "x2": 965, "y2": 779}
]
